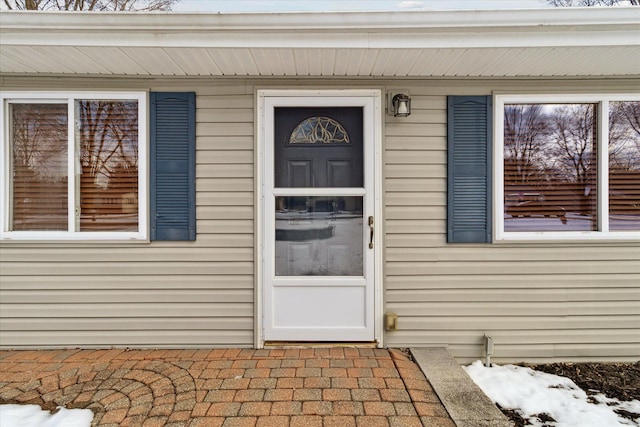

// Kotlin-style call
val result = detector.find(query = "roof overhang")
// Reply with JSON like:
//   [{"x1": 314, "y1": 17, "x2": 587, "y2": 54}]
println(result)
[{"x1": 1, "y1": 8, "x2": 639, "y2": 78}]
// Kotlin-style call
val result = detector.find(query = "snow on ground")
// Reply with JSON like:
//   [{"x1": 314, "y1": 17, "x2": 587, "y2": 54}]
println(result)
[
  {"x1": 464, "y1": 361, "x2": 640, "y2": 427},
  {"x1": 0, "y1": 404, "x2": 93, "y2": 427}
]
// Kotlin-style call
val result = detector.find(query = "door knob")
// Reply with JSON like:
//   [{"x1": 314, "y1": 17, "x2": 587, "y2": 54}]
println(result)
[{"x1": 368, "y1": 216, "x2": 374, "y2": 249}]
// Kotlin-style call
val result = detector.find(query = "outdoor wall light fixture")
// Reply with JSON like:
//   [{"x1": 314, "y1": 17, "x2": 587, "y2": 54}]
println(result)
[{"x1": 389, "y1": 92, "x2": 411, "y2": 117}]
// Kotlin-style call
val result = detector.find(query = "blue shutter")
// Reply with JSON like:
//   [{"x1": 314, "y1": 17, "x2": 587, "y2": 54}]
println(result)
[
  {"x1": 447, "y1": 96, "x2": 492, "y2": 243},
  {"x1": 150, "y1": 92, "x2": 196, "y2": 241}
]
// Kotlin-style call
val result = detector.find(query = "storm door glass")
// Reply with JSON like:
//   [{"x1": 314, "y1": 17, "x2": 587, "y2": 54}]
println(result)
[{"x1": 274, "y1": 107, "x2": 364, "y2": 276}]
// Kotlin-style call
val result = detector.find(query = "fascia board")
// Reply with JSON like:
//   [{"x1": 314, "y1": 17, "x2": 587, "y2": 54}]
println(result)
[
  {"x1": 1, "y1": 8, "x2": 638, "y2": 50},
  {"x1": 1, "y1": 7, "x2": 639, "y2": 30},
  {"x1": 0, "y1": 30, "x2": 640, "y2": 49},
  {"x1": 1, "y1": 25, "x2": 638, "y2": 50}
]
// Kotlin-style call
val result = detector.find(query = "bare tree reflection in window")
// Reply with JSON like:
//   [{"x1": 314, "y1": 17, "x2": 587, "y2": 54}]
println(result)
[
  {"x1": 548, "y1": 104, "x2": 598, "y2": 227},
  {"x1": 504, "y1": 104, "x2": 597, "y2": 231},
  {"x1": 504, "y1": 105, "x2": 549, "y2": 186},
  {"x1": 11, "y1": 104, "x2": 68, "y2": 231},
  {"x1": 609, "y1": 101, "x2": 640, "y2": 230},
  {"x1": 77, "y1": 100, "x2": 138, "y2": 231}
]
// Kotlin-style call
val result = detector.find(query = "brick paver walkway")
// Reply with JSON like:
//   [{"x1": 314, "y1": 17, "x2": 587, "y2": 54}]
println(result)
[{"x1": 0, "y1": 348, "x2": 456, "y2": 427}]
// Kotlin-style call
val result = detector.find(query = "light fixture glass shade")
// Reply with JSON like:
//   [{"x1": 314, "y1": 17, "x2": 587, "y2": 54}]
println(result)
[{"x1": 392, "y1": 94, "x2": 411, "y2": 117}]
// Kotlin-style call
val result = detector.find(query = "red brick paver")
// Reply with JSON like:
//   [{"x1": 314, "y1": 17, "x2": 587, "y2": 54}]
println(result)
[{"x1": 0, "y1": 348, "x2": 453, "y2": 427}]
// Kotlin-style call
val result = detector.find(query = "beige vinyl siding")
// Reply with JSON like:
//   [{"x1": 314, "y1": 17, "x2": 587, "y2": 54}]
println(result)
[
  {"x1": 383, "y1": 80, "x2": 640, "y2": 363},
  {"x1": 0, "y1": 79, "x2": 256, "y2": 348},
  {"x1": 1, "y1": 76, "x2": 638, "y2": 363}
]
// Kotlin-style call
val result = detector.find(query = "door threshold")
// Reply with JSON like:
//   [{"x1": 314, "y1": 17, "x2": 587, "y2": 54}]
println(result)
[{"x1": 264, "y1": 341, "x2": 378, "y2": 348}]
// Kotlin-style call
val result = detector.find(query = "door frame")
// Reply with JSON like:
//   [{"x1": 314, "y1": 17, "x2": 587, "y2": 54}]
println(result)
[{"x1": 256, "y1": 89, "x2": 384, "y2": 348}]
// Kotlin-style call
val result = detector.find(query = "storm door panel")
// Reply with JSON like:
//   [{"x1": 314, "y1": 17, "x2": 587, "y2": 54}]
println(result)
[{"x1": 265, "y1": 104, "x2": 374, "y2": 342}]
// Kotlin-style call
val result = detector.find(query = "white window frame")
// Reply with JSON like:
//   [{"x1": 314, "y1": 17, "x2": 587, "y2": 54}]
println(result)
[
  {"x1": 0, "y1": 91, "x2": 148, "y2": 241},
  {"x1": 494, "y1": 93, "x2": 640, "y2": 242}
]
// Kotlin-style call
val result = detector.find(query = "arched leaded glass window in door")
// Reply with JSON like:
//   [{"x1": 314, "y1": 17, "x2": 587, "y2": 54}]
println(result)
[
  {"x1": 289, "y1": 116, "x2": 351, "y2": 145},
  {"x1": 274, "y1": 107, "x2": 363, "y2": 188}
]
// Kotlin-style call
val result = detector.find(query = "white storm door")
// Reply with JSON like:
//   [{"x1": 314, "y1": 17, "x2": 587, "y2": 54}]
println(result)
[{"x1": 262, "y1": 94, "x2": 377, "y2": 342}]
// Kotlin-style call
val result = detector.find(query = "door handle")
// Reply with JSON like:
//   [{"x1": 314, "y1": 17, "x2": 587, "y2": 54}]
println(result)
[{"x1": 368, "y1": 216, "x2": 374, "y2": 249}]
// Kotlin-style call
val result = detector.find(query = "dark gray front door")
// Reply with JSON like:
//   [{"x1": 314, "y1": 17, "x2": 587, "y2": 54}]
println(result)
[{"x1": 275, "y1": 107, "x2": 363, "y2": 188}]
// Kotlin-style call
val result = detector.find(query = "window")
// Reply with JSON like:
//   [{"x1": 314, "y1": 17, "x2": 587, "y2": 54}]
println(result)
[
  {"x1": 1, "y1": 92, "x2": 147, "y2": 240},
  {"x1": 289, "y1": 116, "x2": 350, "y2": 144},
  {"x1": 495, "y1": 94, "x2": 640, "y2": 241}
]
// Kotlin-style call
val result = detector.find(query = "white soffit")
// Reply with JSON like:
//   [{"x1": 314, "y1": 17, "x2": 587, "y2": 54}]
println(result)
[{"x1": 1, "y1": 8, "x2": 639, "y2": 78}]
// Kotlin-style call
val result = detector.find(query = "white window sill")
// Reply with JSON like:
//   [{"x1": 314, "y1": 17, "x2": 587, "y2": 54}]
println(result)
[
  {"x1": 0, "y1": 231, "x2": 148, "y2": 242},
  {"x1": 495, "y1": 231, "x2": 640, "y2": 243}
]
